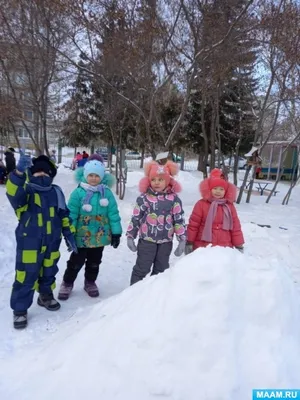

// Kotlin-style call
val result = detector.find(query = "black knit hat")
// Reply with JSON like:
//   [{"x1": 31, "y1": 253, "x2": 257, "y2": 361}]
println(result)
[{"x1": 30, "y1": 155, "x2": 57, "y2": 178}]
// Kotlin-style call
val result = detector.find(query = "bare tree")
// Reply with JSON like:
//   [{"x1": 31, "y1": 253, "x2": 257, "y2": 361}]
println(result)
[
  {"x1": 237, "y1": 0, "x2": 300, "y2": 203},
  {"x1": 0, "y1": 0, "x2": 71, "y2": 154},
  {"x1": 164, "y1": 0, "x2": 255, "y2": 149},
  {"x1": 41, "y1": 0, "x2": 255, "y2": 157}
]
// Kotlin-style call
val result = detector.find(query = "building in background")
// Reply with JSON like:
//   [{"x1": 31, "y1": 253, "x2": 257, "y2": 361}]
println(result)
[{"x1": 0, "y1": 42, "x2": 61, "y2": 153}]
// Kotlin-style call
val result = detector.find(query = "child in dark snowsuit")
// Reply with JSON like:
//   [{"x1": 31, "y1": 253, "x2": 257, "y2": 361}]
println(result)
[
  {"x1": 6, "y1": 152, "x2": 77, "y2": 329},
  {"x1": 0, "y1": 159, "x2": 7, "y2": 184},
  {"x1": 4, "y1": 147, "x2": 16, "y2": 174},
  {"x1": 58, "y1": 154, "x2": 122, "y2": 300},
  {"x1": 126, "y1": 161, "x2": 186, "y2": 285}
]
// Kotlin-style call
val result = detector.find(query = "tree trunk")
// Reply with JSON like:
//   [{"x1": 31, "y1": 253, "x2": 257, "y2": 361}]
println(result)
[
  {"x1": 282, "y1": 167, "x2": 299, "y2": 205},
  {"x1": 115, "y1": 145, "x2": 120, "y2": 196},
  {"x1": 210, "y1": 101, "x2": 216, "y2": 169},
  {"x1": 58, "y1": 138, "x2": 62, "y2": 164},
  {"x1": 140, "y1": 147, "x2": 145, "y2": 169},
  {"x1": 233, "y1": 154, "x2": 239, "y2": 186},
  {"x1": 265, "y1": 147, "x2": 285, "y2": 203},
  {"x1": 245, "y1": 165, "x2": 257, "y2": 203},
  {"x1": 197, "y1": 150, "x2": 205, "y2": 172},
  {"x1": 233, "y1": 139, "x2": 241, "y2": 186},
  {"x1": 180, "y1": 152, "x2": 185, "y2": 171},
  {"x1": 42, "y1": 116, "x2": 49, "y2": 156},
  {"x1": 216, "y1": 90, "x2": 222, "y2": 169},
  {"x1": 41, "y1": 89, "x2": 50, "y2": 156},
  {"x1": 201, "y1": 93, "x2": 209, "y2": 178},
  {"x1": 236, "y1": 165, "x2": 252, "y2": 204}
]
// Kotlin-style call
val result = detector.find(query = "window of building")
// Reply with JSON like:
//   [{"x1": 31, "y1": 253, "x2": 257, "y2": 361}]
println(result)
[
  {"x1": 18, "y1": 127, "x2": 31, "y2": 138},
  {"x1": 24, "y1": 110, "x2": 33, "y2": 121}
]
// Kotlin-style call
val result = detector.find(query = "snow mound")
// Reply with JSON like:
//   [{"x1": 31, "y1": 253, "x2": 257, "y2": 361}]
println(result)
[{"x1": 3, "y1": 246, "x2": 300, "y2": 400}]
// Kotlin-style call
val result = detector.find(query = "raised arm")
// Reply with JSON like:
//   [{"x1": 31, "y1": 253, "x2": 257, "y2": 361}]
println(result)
[{"x1": 6, "y1": 171, "x2": 28, "y2": 212}]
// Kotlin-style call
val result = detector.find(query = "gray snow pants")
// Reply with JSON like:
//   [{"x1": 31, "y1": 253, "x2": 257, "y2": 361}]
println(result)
[{"x1": 130, "y1": 239, "x2": 173, "y2": 285}]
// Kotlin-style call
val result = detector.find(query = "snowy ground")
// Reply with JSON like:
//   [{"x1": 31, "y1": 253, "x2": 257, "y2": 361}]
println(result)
[{"x1": 1, "y1": 165, "x2": 300, "y2": 399}]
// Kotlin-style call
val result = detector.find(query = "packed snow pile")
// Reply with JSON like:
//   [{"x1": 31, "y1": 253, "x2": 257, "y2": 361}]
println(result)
[
  {"x1": 2, "y1": 165, "x2": 300, "y2": 400},
  {"x1": 2, "y1": 245, "x2": 300, "y2": 400}
]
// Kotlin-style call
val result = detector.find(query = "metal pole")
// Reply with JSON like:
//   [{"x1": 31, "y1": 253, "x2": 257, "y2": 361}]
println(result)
[
  {"x1": 276, "y1": 145, "x2": 283, "y2": 181},
  {"x1": 267, "y1": 144, "x2": 273, "y2": 180},
  {"x1": 290, "y1": 146, "x2": 297, "y2": 182}
]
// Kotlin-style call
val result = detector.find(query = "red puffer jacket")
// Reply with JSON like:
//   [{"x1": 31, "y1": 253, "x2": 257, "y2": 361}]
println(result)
[{"x1": 187, "y1": 179, "x2": 244, "y2": 249}]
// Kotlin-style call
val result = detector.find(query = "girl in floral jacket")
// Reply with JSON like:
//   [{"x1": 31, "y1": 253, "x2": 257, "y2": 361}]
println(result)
[
  {"x1": 127, "y1": 161, "x2": 186, "y2": 285},
  {"x1": 186, "y1": 169, "x2": 244, "y2": 254}
]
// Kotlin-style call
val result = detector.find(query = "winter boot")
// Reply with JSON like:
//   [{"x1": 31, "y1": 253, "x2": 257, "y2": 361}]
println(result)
[
  {"x1": 84, "y1": 280, "x2": 99, "y2": 297},
  {"x1": 37, "y1": 292, "x2": 61, "y2": 311},
  {"x1": 58, "y1": 281, "x2": 73, "y2": 300},
  {"x1": 13, "y1": 311, "x2": 27, "y2": 330}
]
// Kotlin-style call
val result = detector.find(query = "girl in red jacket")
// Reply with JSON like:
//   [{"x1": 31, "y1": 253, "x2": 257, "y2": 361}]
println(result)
[{"x1": 186, "y1": 169, "x2": 244, "y2": 254}]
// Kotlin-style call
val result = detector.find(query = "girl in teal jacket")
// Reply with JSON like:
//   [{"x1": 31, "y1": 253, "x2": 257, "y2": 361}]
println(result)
[{"x1": 58, "y1": 154, "x2": 122, "y2": 299}]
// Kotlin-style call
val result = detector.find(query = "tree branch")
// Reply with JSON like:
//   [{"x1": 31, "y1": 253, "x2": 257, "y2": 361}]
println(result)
[{"x1": 165, "y1": 0, "x2": 255, "y2": 147}]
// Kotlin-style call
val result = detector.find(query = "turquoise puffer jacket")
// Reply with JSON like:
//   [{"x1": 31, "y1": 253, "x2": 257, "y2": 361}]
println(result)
[{"x1": 68, "y1": 169, "x2": 122, "y2": 248}]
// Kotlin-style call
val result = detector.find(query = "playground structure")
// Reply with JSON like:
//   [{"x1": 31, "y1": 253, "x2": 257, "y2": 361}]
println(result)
[{"x1": 245, "y1": 142, "x2": 299, "y2": 181}]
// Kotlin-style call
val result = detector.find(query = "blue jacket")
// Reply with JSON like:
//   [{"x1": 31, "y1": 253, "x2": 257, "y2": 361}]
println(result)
[{"x1": 6, "y1": 172, "x2": 73, "y2": 245}]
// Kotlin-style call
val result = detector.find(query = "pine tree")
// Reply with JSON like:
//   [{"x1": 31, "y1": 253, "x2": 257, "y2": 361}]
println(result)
[
  {"x1": 62, "y1": 58, "x2": 104, "y2": 147},
  {"x1": 185, "y1": 0, "x2": 258, "y2": 165},
  {"x1": 219, "y1": 68, "x2": 257, "y2": 157}
]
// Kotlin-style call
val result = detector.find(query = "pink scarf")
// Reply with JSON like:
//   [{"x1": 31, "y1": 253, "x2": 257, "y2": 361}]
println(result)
[{"x1": 201, "y1": 199, "x2": 233, "y2": 242}]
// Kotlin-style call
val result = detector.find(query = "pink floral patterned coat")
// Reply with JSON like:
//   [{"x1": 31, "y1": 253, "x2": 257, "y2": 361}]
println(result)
[{"x1": 126, "y1": 187, "x2": 186, "y2": 244}]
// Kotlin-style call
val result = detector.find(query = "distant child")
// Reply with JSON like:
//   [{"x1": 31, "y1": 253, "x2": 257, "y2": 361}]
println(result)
[
  {"x1": 72, "y1": 152, "x2": 82, "y2": 170},
  {"x1": 4, "y1": 147, "x2": 16, "y2": 174},
  {"x1": 50, "y1": 149, "x2": 57, "y2": 164},
  {"x1": 58, "y1": 154, "x2": 122, "y2": 300},
  {"x1": 77, "y1": 152, "x2": 88, "y2": 168},
  {"x1": 6, "y1": 152, "x2": 76, "y2": 329},
  {"x1": 126, "y1": 161, "x2": 186, "y2": 285},
  {"x1": 185, "y1": 168, "x2": 244, "y2": 254},
  {"x1": 0, "y1": 158, "x2": 7, "y2": 184}
]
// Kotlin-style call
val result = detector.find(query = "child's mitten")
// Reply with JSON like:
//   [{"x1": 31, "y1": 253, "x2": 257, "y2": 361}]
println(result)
[
  {"x1": 16, "y1": 150, "x2": 32, "y2": 173},
  {"x1": 65, "y1": 234, "x2": 78, "y2": 253},
  {"x1": 174, "y1": 240, "x2": 186, "y2": 257},
  {"x1": 127, "y1": 237, "x2": 137, "y2": 252},
  {"x1": 184, "y1": 242, "x2": 193, "y2": 255},
  {"x1": 111, "y1": 234, "x2": 121, "y2": 249}
]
